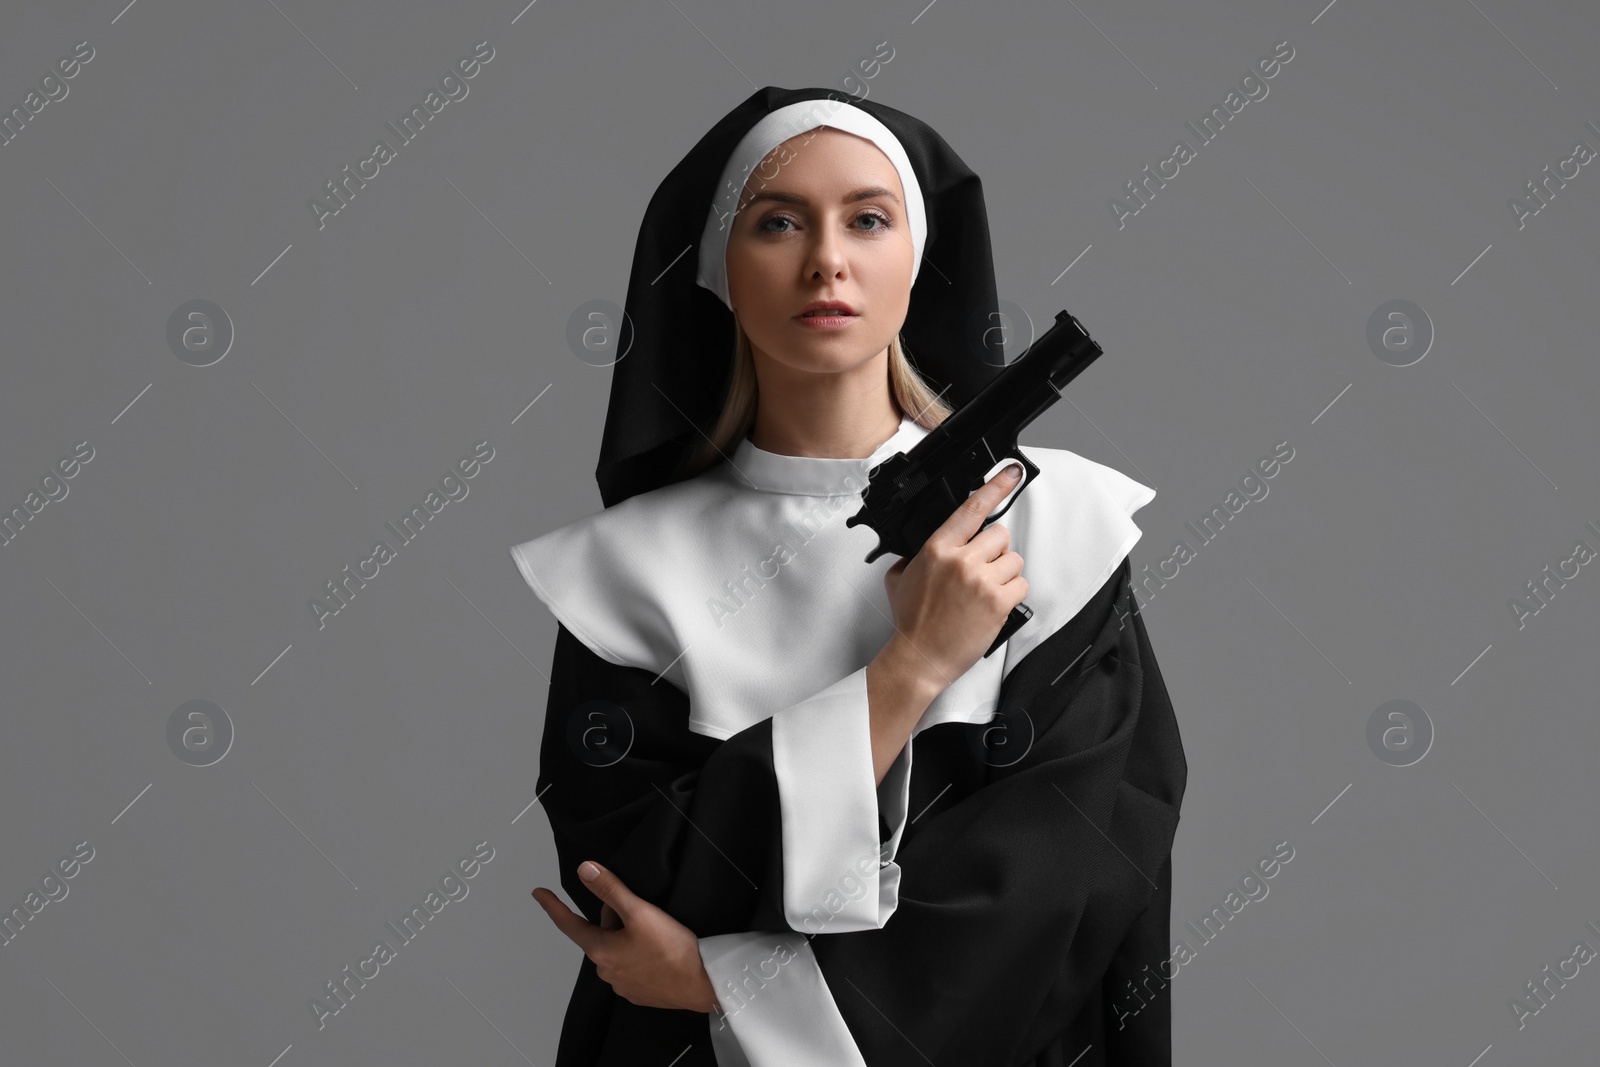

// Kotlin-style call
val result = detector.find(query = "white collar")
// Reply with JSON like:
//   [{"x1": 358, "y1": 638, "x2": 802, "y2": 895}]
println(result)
[
  {"x1": 511, "y1": 423, "x2": 1154, "y2": 740},
  {"x1": 725, "y1": 415, "x2": 923, "y2": 497}
]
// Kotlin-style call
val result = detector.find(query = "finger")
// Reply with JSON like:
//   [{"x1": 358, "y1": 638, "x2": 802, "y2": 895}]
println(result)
[
  {"x1": 531, "y1": 886, "x2": 602, "y2": 954},
  {"x1": 966, "y1": 520, "x2": 1013, "y2": 562},
  {"x1": 576, "y1": 861, "x2": 640, "y2": 925},
  {"x1": 985, "y1": 548, "x2": 1025, "y2": 584},
  {"x1": 930, "y1": 462, "x2": 1024, "y2": 547}
]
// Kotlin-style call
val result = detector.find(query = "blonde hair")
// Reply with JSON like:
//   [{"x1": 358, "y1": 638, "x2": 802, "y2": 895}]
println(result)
[{"x1": 677, "y1": 319, "x2": 955, "y2": 480}]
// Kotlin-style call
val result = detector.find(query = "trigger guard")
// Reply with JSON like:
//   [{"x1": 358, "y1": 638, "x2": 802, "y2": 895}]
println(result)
[{"x1": 980, "y1": 459, "x2": 1030, "y2": 524}]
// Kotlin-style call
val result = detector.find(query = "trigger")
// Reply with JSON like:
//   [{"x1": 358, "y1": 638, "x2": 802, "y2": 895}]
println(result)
[{"x1": 984, "y1": 461, "x2": 1026, "y2": 520}]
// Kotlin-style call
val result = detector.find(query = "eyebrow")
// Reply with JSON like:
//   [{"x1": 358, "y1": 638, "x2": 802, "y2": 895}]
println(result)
[{"x1": 742, "y1": 185, "x2": 901, "y2": 208}]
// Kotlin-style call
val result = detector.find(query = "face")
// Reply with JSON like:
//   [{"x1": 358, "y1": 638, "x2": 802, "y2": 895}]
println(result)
[{"x1": 723, "y1": 127, "x2": 914, "y2": 379}]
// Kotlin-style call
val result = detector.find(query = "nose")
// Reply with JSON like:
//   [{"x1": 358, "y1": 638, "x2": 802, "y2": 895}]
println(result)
[{"x1": 803, "y1": 221, "x2": 848, "y2": 283}]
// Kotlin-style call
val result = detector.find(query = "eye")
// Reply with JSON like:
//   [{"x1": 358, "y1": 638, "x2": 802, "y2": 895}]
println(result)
[{"x1": 755, "y1": 210, "x2": 895, "y2": 235}]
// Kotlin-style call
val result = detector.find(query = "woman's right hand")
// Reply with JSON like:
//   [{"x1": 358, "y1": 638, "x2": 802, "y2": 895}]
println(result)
[{"x1": 881, "y1": 462, "x2": 1029, "y2": 696}]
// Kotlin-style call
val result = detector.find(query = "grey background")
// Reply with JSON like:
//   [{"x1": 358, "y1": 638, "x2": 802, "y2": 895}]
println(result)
[{"x1": 2, "y1": 0, "x2": 1597, "y2": 1064}]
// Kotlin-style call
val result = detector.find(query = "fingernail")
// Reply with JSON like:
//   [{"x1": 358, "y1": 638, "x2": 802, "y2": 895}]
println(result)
[
  {"x1": 579, "y1": 861, "x2": 601, "y2": 883},
  {"x1": 1001, "y1": 464, "x2": 1022, "y2": 483}
]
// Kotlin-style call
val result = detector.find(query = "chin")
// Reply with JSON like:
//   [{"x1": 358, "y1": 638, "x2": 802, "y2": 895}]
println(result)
[
  {"x1": 742, "y1": 304, "x2": 883, "y2": 356},
  {"x1": 783, "y1": 352, "x2": 887, "y2": 378}
]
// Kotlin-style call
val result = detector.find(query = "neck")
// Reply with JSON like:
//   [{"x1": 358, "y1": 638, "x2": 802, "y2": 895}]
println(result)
[{"x1": 746, "y1": 348, "x2": 904, "y2": 458}]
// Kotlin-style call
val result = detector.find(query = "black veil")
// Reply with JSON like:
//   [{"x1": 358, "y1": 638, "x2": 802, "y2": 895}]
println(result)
[
  {"x1": 596, "y1": 85, "x2": 1006, "y2": 509},
  {"x1": 534, "y1": 86, "x2": 1186, "y2": 1066}
]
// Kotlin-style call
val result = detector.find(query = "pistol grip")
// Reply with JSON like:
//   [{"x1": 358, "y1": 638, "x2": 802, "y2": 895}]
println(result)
[{"x1": 984, "y1": 602, "x2": 1034, "y2": 658}]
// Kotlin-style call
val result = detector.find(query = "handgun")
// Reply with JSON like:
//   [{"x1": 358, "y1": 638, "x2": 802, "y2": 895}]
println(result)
[{"x1": 845, "y1": 308, "x2": 1106, "y2": 657}]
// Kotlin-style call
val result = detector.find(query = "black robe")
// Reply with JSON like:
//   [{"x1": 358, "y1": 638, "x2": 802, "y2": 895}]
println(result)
[{"x1": 537, "y1": 555, "x2": 1186, "y2": 1065}]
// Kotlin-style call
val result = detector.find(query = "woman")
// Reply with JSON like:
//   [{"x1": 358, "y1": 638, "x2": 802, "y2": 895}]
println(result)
[{"x1": 511, "y1": 86, "x2": 1186, "y2": 1066}]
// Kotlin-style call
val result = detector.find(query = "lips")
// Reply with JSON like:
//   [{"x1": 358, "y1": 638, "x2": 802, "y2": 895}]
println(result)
[{"x1": 795, "y1": 300, "x2": 858, "y2": 318}]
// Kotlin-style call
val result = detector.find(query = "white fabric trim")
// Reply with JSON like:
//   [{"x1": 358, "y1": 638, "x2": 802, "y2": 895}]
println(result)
[
  {"x1": 877, "y1": 732, "x2": 914, "y2": 861},
  {"x1": 698, "y1": 730, "x2": 917, "y2": 1066},
  {"x1": 508, "y1": 417, "x2": 1154, "y2": 744},
  {"x1": 511, "y1": 421, "x2": 1154, "y2": 1062},
  {"x1": 695, "y1": 99, "x2": 927, "y2": 309},
  {"x1": 769, "y1": 667, "x2": 900, "y2": 933},
  {"x1": 699, "y1": 931, "x2": 869, "y2": 1067}
]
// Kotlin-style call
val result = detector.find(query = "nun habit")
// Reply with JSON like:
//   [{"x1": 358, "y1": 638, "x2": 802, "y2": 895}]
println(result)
[{"x1": 510, "y1": 86, "x2": 1187, "y2": 1066}]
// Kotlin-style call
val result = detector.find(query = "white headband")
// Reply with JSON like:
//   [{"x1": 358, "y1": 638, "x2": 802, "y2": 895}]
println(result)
[{"x1": 695, "y1": 99, "x2": 927, "y2": 309}]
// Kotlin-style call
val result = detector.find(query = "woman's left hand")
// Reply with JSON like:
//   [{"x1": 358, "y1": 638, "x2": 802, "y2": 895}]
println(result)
[{"x1": 532, "y1": 861, "x2": 720, "y2": 1013}]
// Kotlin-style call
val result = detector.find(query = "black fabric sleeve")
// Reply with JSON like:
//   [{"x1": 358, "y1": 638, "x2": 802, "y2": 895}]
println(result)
[
  {"x1": 803, "y1": 558, "x2": 1187, "y2": 1066},
  {"x1": 538, "y1": 557, "x2": 1186, "y2": 1066},
  {"x1": 538, "y1": 621, "x2": 829, "y2": 1065},
  {"x1": 1096, "y1": 849, "x2": 1177, "y2": 1061},
  {"x1": 537, "y1": 626, "x2": 795, "y2": 937}
]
